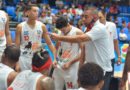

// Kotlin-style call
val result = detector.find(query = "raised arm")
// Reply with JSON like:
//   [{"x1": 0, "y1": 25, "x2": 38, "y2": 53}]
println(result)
[
  {"x1": 5, "y1": 13, "x2": 12, "y2": 46},
  {"x1": 15, "y1": 24, "x2": 22, "y2": 47}
]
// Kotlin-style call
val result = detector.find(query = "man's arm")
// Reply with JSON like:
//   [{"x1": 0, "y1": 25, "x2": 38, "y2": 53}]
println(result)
[
  {"x1": 5, "y1": 13, "x2": 12, "y2": 46},
  {"x1": 52, "y1": 40, "x2": 59, "y2": 68},
  {"x1": 15, "y1": 24, "x2": 22, "y2": 47},
  {"x1": 40, "y1": 77, "x2": 55, "y2": 90},
  {"x1": 42, "y1": 24, "x2": 57, "y2": 61},
  {"x1": 121, "y1": 46, "x2": 130, "y2": 84},
  {"x1": 7, "y1": 71, "x2": 18, "y2": 87},
  {"x1": 114, "y1": 39, "x2": 121, "y2": 64},
  {"x1": 49, "y1": 33, "x2": 91, "y2": 43}
]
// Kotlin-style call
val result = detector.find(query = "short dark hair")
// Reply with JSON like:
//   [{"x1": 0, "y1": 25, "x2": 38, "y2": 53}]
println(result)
[
  {"x1": 32, "y1": 49, "x2": 50, "y2": 68},
  {"x1": 56, "y1": 16, "x2": 68, "y2": 29},
  {"x1": 26, "y1": 4, "x2": 38, "y2": 11},
  {"x1": 99, "y1": 9, "x2": 106, "y2": 16},
  {"x1": 4, "y1": 45, "x2": 20, "y2": 63},
  {"x1": 78, "y1": 63, "x2": 104, "y2": 88}
]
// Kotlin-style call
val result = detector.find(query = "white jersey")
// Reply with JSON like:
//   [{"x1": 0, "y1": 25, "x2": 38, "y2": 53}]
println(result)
[
  {"x1": 0, "y1": 63, "x2": 14, "y2": 90},
  {"x1": 0, "y1": 10, "x2": 7, "y2": 49},
  {"x1": 105, "y1": 21, "x2": 117, "y2": 59},
  {"x1": 8, "y1": 70, "x2": 42, "y2": 90},
  {"x1": 85, "y1": 20, "x2": 112, "y2": 73},
  {"x1": 57, "y1": 26, "x2": 80, "y2": 66},
  {"x1": 20, "y1": 21, "x2": 43, "y2": 58}
]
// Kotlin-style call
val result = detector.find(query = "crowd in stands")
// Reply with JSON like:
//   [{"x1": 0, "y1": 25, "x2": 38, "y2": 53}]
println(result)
[{"x1": 1, "y1": 0, "x2": 130, "y2": 43}]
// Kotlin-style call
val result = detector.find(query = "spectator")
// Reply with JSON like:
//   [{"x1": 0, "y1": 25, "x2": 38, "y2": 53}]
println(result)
[
  {"x1": 122, "y1": 20, "x2": 127, "y2": 28},
  {"x1": 78, "y1": 63, "x2": 104, "y2": 90},
  {"x1": 76, "y1": 5, "x2": 83, "y2": 16},
  {"x1": 39, "y1": 11, "x2": 46, "y2": 23},
  {"x1": 119, "y1": 28, "x2": 127, "y2": 42},
  {"x1": 14, "y1": 7, "x2": 20, "y2": 21},
  {"x1": 55, "y1": 9, "x2": 62, "y2": 17},
  {"x1": 45, "y1": 11, "x2": 53, "y2": 25},
  {"x1": 55, "y1": 0, "x2": 63, "y2": 9},
  {"x1": 69, "y1": 3, "x2": 76, "y2": 15}
]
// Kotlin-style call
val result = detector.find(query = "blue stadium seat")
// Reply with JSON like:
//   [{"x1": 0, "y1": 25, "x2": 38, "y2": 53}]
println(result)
[
  {"x1": 63, "y1": 1, "x2": 71, "y2": 6},
  {"x1": 6, "y1": 6, "x2": 16, "y2": 16},
  {"x1": 42, "y1": 0, "x2": 49, "y2": 4},
  {"x1": 128, "y1": 6, "x2": 130, "y2": 13},
  {"x1": 51, "y1": 9, "x2": 58, "y2": 14},
  {"x1": 122, "y1": 6, "x2": 128, "y2": 13},
  {"x1": 118, "y1": 6, "x2": 123, "y2": 13},
  {"x1": 10, "y1": 30, "x2": 15, "y2": 42},
  {"x1": 123, "y1": 17, "x2": 129, "y2": 23}
]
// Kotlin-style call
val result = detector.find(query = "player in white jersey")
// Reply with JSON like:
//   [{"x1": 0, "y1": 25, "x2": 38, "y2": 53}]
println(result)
[
  {"x1": 98, "y1": 9, "x2": 121, "y2": 74},
  {"x1": 15, "y1": 4, "x2": 56, "y2": 71},
  {"x1": 0, "y1": 45, "x2": 20, "y2": 90},
  {"x1": 78, "y1": 63, "x2": 104, "y2": 90},
  {"x1": 49, "y1": 6, "x2": 112, "y2": 90},
  {"x1": 52, "y1": 16, "x2": 84, "y2": 90},
  {"x1": 0, "y1": 0, "x2": 12, "y2": 62},
  {"x1": 8, "y1": 49, "x2": 54, "y2": 90}
]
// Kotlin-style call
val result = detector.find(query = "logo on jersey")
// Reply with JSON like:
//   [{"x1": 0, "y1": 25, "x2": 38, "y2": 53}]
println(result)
[
  {"x1": 0, "y1": 30, "x2": 4, "y2": 38},
  {"x1": 2, "y1": 18, "x2": 6, "y2": 23},
  {"x1": 37, "y1": 30, "x2": 41, "y2": 40},
  {"x1": 24, "y1": 31, "x2": 29, "y2": 41},
  {"x1": 24, "y1": 41, "x2": 32, "y2": 50}
]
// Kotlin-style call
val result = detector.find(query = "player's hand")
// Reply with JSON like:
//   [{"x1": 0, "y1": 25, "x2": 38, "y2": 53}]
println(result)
[
  {"x1": 62, "y1": 62, "x2": 71, "y2": 70},
  {"x1": 48, "y1": 33, "x2": 60, "y2": 41},
  {"x1": 117, "y1": 57, "x2": 121, "y2": 65},
  {"x1": 52, "y1": 60, "x2": 57, "y2": 68}
]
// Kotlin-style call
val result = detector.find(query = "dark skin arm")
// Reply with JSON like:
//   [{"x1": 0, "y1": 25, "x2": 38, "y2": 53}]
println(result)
[
  {"x1": 49, "y1": 33, "x2": 91, "y2": 43},
  {"x1": 7, "y1": 71, "x2": 18, "y2": 87},
  {"x1": 5, "y1": 13, "x2": 12, "y2": 45},
  {"x1": 120, "y1": 45, "x2": 130, "y2": 89}
]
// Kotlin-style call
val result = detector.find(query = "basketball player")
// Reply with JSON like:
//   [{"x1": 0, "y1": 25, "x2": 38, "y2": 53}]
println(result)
[
  {"x1": 49, "y1": 6, "x2": 112, "y2": 90},
  {"x1": 0, "y1": 0, "x2": 12, "y2": 62},
  {"x1": 78, "y1": 63, "x2": 104, "y2": 90},
  {"x1": 52, "y1": 16, "x2": 85, "y2": 90},
  {"x1": 8, "y1": 49, "x2": 55, "y2": 90},
  {"x1": 15, "y1": 4, "x2": 56, "y2": 70},
  {"x1": 0, "y1": 45, "x2": 20, "y2": 90},
  {"x1": 98, "y1": 9, "x2": 121, "y2": 74}
]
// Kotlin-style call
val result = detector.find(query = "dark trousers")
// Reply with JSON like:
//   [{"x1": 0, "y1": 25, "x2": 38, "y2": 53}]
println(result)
[
  {"x1": 111, "y1": 58, "x2": 115, "y2": 76},
  {"x1": 101, "y1": 71, "x2": 113, "y2": 90}
]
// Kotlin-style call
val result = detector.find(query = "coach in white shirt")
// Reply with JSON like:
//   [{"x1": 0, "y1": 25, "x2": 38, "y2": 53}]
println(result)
[
  {"x1": 49, "y1": 6, "x2": 112, "y2": 90},
  {"x1": 98, "y1": 9, "x2": 121, "y2": 74}
]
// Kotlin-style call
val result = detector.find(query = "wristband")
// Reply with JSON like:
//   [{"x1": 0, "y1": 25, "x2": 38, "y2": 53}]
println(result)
[{"x1": 120, "y1": 82, "x2": 126, "y2": 86}]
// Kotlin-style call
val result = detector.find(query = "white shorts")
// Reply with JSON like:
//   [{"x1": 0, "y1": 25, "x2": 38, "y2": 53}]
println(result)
[
  {"x1": 19, "y1": 55, "x2": 32, "y2": 71},
  {"x1": 53, "y1": 62, "x2": 79, "y2": 90}
]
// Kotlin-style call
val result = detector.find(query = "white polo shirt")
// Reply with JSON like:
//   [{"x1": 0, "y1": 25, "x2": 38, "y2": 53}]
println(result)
[
  {"x1": 105, "y1": 21, "x2": 117, "y2": 59},
  {"x1": 85, "y1": 20, "x2": 112, "y2": 73}
]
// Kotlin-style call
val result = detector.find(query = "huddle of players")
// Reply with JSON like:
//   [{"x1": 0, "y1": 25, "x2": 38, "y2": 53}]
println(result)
[{"x1": 0, "y1": 1, "x2": 122, "y2": 90}]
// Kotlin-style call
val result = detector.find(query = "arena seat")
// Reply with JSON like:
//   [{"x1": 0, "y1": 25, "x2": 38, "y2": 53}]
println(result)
[
  {"x1": 6, "y1": 6, "x2": 16, "y2": 16},
  {"x1": 51, "y1": 9, "x2": 58, "y2": 14}
]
